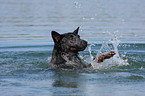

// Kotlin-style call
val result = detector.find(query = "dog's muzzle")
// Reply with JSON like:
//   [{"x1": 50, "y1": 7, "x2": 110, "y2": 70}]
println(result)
[{"x1": 70, "y1": 40, "x2": 87, "y2": 51}]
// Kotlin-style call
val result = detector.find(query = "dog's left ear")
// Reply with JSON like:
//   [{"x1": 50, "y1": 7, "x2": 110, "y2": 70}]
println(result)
[
  {"x1": 73, "y1": 27, "x2": 79, "y2": 35},
  {"x1": 51, "y1": 31, "x2": 61, "y2": 43}
]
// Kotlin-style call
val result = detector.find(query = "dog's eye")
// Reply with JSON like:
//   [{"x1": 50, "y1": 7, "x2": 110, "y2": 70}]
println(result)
[{"x1": 70, "y1": 35, "x2": 74, "y2": 40}]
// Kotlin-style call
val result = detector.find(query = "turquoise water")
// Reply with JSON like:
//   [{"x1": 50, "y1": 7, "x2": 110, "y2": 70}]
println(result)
[{"x1": 0, "y1": 0, "x2": 145, "y2": 96}]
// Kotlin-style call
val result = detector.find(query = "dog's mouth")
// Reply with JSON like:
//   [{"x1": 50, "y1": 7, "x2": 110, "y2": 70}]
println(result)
[
  {"x1": 70, "y1": 47, "x2": 86, "y2": 52},
  {"x1": 70, "y1": 47, "x2": 77, "y2": 51}
]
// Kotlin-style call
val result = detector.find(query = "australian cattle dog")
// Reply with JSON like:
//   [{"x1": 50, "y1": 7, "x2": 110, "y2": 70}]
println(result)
[{"x1": 49, "y1": 27, "x2": 115, "y2": 69}]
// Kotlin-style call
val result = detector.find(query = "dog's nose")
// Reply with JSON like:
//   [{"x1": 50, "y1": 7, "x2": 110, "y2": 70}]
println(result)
[{"x1": 82, "y1": 40, "x2": 87, "y2": 46}]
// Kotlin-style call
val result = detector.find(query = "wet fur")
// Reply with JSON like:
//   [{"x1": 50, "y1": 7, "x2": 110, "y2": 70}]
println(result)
[{"x1": 49, "y1": 27, "x2": 87, "y2": 69}]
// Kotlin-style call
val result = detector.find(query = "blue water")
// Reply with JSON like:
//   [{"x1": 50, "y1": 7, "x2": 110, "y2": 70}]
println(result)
[{"x1": 0, "y1": 0, "x2": 145, "y2": 96}]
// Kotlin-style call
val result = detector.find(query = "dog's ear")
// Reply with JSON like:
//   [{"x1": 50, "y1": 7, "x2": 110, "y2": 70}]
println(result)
[
  {"x1": 73, "y1": 27, "x2": 79, "y2": 35},
  {"x1": 51, "y1": 31, "x2": 61, "y2": 43}
]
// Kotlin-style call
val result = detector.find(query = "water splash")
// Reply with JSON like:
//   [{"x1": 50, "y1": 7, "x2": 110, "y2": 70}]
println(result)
[
  {"x1": 89, "y1": 35, "x2": 129, "y2": 69},
  {"x1": 88, "y1": 44, "x2": 95, "y2": 60}
]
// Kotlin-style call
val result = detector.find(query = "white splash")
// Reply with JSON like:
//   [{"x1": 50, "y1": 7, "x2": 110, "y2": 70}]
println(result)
[
  {"x1": 88, "y1": 44, "x2": 95, "y2": 60},
  {"x1": 90, "y1": 36, "x2": 129, "y2": 69}
]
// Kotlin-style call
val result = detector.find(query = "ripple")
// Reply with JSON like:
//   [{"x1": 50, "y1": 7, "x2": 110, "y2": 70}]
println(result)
[{"x1": 127, "y1": 75, "x2": 144, "y2": 80}]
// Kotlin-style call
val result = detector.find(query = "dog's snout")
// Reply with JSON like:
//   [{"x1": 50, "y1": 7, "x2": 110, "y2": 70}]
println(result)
[{"x1": 81, "y1": 40, "x2": 87, "y2": 46}]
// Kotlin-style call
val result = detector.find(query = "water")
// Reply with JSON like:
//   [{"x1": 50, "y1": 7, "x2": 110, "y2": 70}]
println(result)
[{"x1": 0, "y1": 0, "x2": 145, "y2": 96}]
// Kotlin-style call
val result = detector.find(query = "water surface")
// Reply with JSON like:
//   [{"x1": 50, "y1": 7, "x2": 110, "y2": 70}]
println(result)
[{"x1": 0, "y1": 0, "x2": 145, "y2": 96}]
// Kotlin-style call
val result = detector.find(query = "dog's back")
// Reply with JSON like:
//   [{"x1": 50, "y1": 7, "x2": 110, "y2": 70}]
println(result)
[{"x1": 50, "y1": 27, "x2": 87, "y2": 69}]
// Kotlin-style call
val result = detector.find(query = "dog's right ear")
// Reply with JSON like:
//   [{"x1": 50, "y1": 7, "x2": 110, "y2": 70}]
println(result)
[{"x1": 51, "y1": 31, "x2": 61, "y2": 43}]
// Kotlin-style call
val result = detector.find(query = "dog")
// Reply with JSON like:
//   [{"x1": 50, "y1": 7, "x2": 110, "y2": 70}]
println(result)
[{"x1": 49, "y1": 27, "x2": 115, "y2": 69}]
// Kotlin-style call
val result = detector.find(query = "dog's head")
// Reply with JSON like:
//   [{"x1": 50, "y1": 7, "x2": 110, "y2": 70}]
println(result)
[{"x1": 51, "y1": 27, "x2": 87, "y2": 53}]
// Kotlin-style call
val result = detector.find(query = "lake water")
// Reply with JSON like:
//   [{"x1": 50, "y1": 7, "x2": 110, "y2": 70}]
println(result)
[{"x1": 0, "y1": 0, "x2": 145, "y2": 96}]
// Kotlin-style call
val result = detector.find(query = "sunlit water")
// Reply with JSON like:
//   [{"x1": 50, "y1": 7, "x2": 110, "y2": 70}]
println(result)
[{"x1": 0, "y1": 0, "x2": 145, "y2": 96}]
